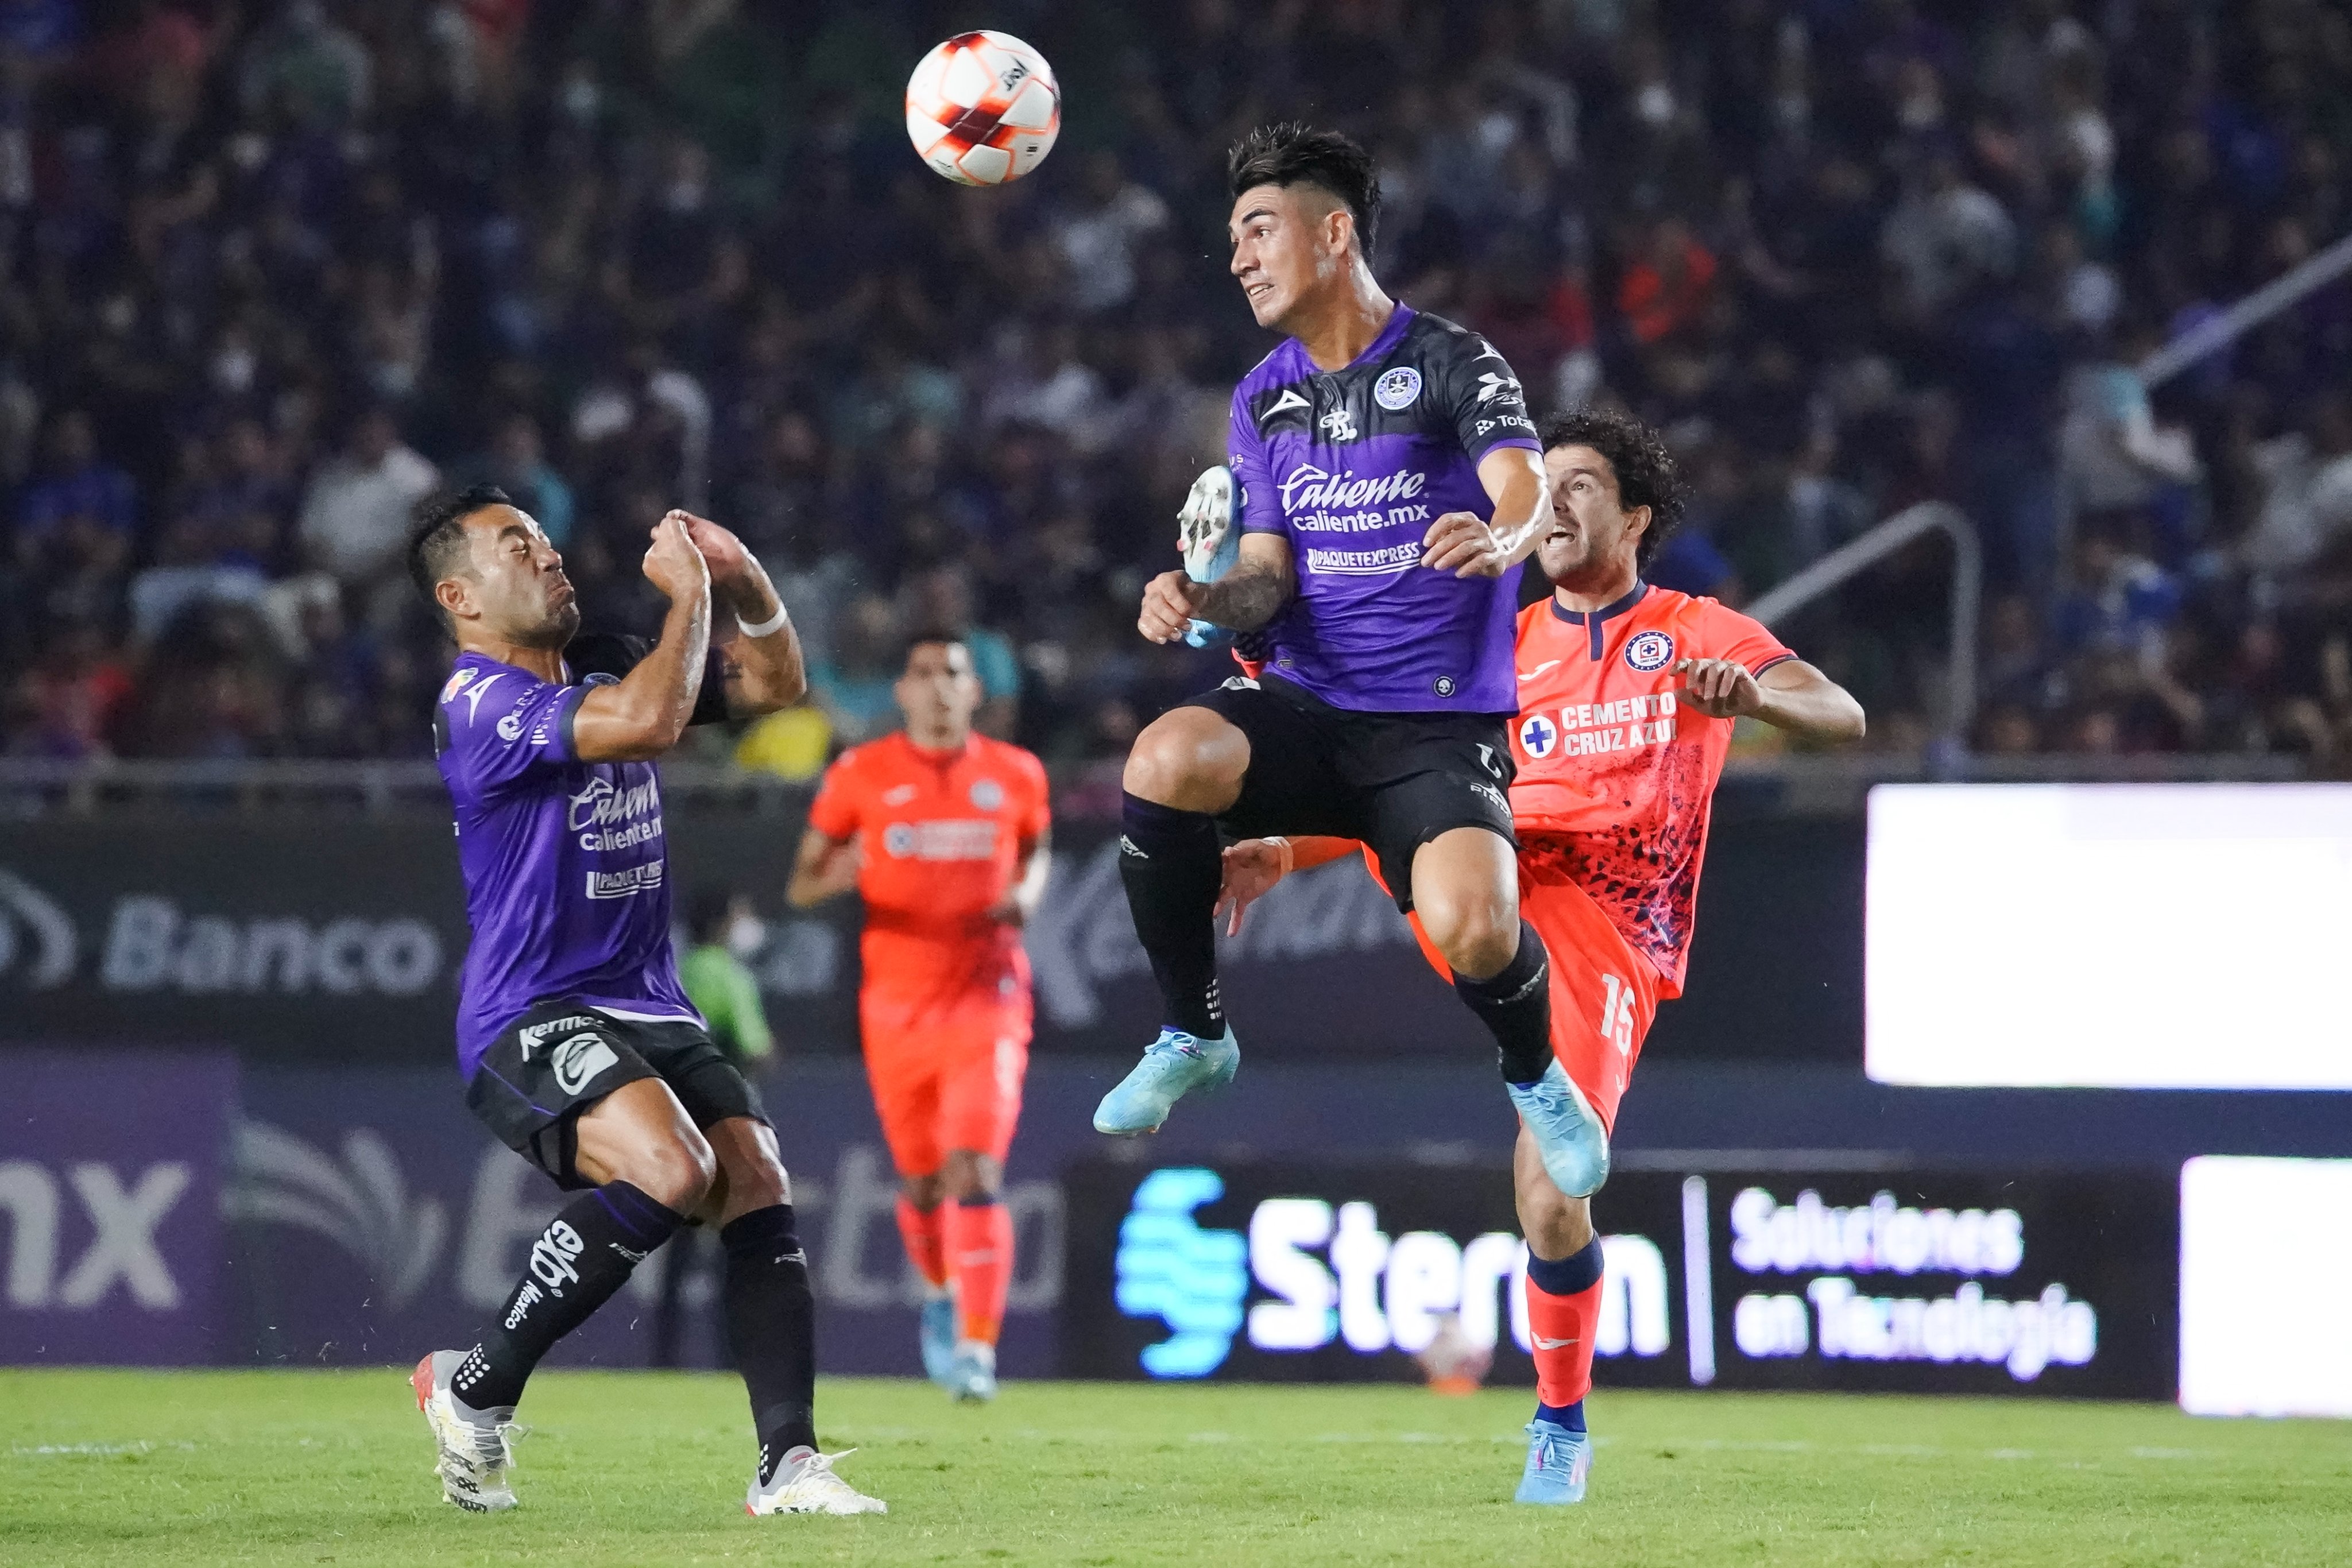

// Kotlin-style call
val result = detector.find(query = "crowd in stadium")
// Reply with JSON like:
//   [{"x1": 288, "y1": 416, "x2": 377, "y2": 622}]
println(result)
[{"x1": 3, "y1": 0, "x2": 2349, "y2": 780}]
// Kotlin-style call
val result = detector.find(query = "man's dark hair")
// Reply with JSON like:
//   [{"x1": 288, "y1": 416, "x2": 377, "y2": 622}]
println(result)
[
  {"x1": 901, "y1": 628, "x2": 971, "y2": 672},
  {"x1": 1228, "y1": 123, "x2": 1380, "y2": 254},
  {"x1": 1538, "y1": 409, "x2": 1689, "y2": 571},
  {"x1": 407, "y1": 483, "x2": 513, "y2": 614}
]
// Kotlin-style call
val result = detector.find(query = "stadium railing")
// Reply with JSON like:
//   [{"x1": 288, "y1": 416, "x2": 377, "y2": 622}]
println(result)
[{"x1": 1746, "y1": 500, "x2": 1983, "y2": 754}]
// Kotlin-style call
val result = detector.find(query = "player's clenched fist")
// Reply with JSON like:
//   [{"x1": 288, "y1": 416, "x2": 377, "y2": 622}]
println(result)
[
  {"x1": 1421, "y1": 510, "x2": 1513, "y2": 578},
  {"x1": 641, "y1": 510, "x2": 710, "y2": 604},
  {"x1": 1138, "y1": 568, "x2": 1209, "y2": 644},
  {"x1": 1673, "y1": 657, "x2": 1762, "y2": 718}
]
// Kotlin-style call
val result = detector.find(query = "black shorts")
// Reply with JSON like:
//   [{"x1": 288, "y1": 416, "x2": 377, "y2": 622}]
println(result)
[
  {"x1": 1180, "y1": 672, "x2": 1517, "y2": 911},
  {"x1": 464, "y1": 1000, "x2": 769, "y2": 1190}
]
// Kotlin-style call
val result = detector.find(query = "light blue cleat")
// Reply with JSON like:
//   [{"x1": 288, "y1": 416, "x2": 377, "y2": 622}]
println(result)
[
  {"x1": 1507, "y1": 1059, "x2": 1611, "y2": 1198},
  {"x1": 1093, "y1": 1027, "x2": 1240, "y2": 1135},
  {"x1": 944, "y1": 1342, "x2": 997, "y2": 1404},
  {"x1": 1514, "y1": 1419, "x2": 1592, "y2": 1504},
  {"x1": 918, "y1": 1293, "x2": 957, "y2": 1387}
]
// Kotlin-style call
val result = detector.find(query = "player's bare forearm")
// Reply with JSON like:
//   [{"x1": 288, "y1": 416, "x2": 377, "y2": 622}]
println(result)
[
  {"x1": 786, "y1": 827, "x2": 857, "y2": 908},
  {"x1": 690, "y1": 515, "x2": 806, "y2": 715},
  {"x1": 1423, "y1": 448, "x2": 1549, "y2": 576},
  {"x1": 1197, "y1": 555, "x2": 1291, "y2": 629},
  {"x1": 1140, "y1": 532, "x2": 1294, "y2": 642},
  {"x1": 1754, "y1": 661, "x2": 1867, "y2": 742},
  {"x1": 573, "y1": 589, "x2": 709, "y2": 762},
  {"x1": 998, "y1": 829, "x2": 1053, "y2": 926}
]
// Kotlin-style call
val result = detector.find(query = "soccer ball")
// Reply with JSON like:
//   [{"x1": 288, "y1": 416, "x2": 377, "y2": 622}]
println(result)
[{"x1": 904, "y1": 30, "x2": 1061, "y2": 187}]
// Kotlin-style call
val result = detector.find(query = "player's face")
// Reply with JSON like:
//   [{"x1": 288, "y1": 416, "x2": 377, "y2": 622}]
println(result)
[
  {"x1": 1229, "y1": 184, "x2": 1345, "y2": 330},
  {"x1": 897, "y1": 640, "x2": 981, "y2": 738},
  {"x1": 1538, "y1": 444, "x2": 1648, "y2": 583},
  {"x1": 455, "y1": 505, "x2": 578, "y2": 648}
]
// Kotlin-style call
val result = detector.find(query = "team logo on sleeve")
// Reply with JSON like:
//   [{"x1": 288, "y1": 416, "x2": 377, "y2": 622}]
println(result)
[
  {"x1": 1625, "y1": 630, "x2": 1676, "y2": 672},
  {"x1": 1518, "y1": 712, "x2": 1558, "y2": 758},
  {"x1": 440, "y1": 668, "x2": 473, "y2": 703},
  {"x1": 969, "y1": 778, "x2": 1004, "y2": 810},
  {"x1": 1374, "y1": 366, "x2": 1422, "y2": 411}
]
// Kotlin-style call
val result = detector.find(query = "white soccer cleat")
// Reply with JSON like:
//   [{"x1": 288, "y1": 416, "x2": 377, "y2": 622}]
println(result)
[
  {"x1": 1178, "y1": 464, "x2": 1238, "y2": 648},
  {"x1": 412, "y1": 1350, "x2": 522, "y2": 1513},
  {"x1": 745, "y1": 1448, "x2": 889, "y2": 1516}
]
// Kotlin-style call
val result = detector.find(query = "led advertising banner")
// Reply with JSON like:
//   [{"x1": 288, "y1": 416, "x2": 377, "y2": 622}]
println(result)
[
  {"x1": 1063, "y1": 1162, "x2": 2176, "y2": 1399},
  {"x1": 1866, "y1": 784, "x2": 2352, "y2": 1089},
  {"x1": 2179, "y1": 1157, "x2": 2352, "y2": 1419}
]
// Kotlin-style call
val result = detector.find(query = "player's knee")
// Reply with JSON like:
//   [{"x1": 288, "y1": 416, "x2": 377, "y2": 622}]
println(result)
[
  {"x1": 628, "y1": 1127, "x2": 717, "y2": 1213},
  {"x1": 1419, "y1": 889, "x2": 1518, "y2": 979},
  {"x1": 1122, "y1": 711, "x2": 1244, "y2": 808},
  {"x1": 942, "y1": 1150, "x2": 1001, "y2": 1202},
  {"x1": 902, "y1": 1172, "x2": 946, "y2": 1211}
]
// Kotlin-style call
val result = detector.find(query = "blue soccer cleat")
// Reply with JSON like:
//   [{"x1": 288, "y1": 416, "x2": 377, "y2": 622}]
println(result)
[
  {"x1": 1093, "y1": 1027, "x2": 1240, "y2": 1136},
  {"x1": 943, "y1": 1341, "x2": 998, "y2": 1404},
  {"x1": 918, "y1": 1292, "x2": 957, "y2": 1387},
  {"x1": 1514, "y1": 1419, "x2": 1592, "y2": 1505},
  {"x1": 1507, "y1": 1059, "x2": 1611, "y2": 1198}
]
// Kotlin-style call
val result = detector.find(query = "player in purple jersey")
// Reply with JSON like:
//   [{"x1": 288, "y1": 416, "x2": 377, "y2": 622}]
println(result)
[
  {"x1": 1097, "y1": 125, "x2": 1580, "y2": 1162},
  {"x1": 400, "y1": 483, "x2": 884, "y2": 1518}
]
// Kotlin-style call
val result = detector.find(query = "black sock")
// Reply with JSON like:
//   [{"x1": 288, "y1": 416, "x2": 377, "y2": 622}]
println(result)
[
  {"x1": 457, "y1": 1180, "x2": 684, "y2": 1410},
  {"x1": 1119, "y1": 791, "x2": 1225, "y2": 1038},
  {"x1": 722, "y1": 1204, "x2": 818, "y2": 1484},
  {"x1": 1454, "y1": 920, "x2": 1553, "y2": 1086}
]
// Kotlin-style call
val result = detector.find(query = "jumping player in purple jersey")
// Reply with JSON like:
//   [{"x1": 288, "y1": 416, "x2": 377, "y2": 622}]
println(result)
[
  {"x1": 401, "y1": 483, "x2": 884, "y2": 1518},
  {"x1": 1097, "y1": 125, "x2": 1596, "y2": 1183}
]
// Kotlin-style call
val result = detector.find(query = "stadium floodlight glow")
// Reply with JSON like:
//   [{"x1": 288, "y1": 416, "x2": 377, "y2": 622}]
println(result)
[
  {"x1": 1865, "y1": 784, "x2": 2352, "y2": 1089},
  {"x1": 2179, "y1": 1157, "x2": 2352, "y2": 1418}
]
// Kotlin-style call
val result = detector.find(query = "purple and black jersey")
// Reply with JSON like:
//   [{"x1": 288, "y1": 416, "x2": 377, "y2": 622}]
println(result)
[
  {"x1": 1229, "y1": 304, "x2": 1539, "y2": 713},
  {"x1": 432, "y1": 633, "x2": 727, "y2": 1077}
]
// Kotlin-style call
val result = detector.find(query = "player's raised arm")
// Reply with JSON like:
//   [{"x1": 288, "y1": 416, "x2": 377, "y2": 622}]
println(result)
[
  {"x1": 677, "y1": 511, "x2": 806, "y2": 717},
  {"x1": 572, "y1": 512, "x2": 711, "y2": 762},
  {"x1": 785, "y1": 825, "x2": 861, "y2": 909},
  {"x1": 1138, "y1": 531, "x2": 1294, "y2": 642},
  {"x1": 1422, "y1": 445, "x2": 1550, "y2": 578},
  {"x1": 1674, "y1": 656, "x2": 1867, "y2": 743}
]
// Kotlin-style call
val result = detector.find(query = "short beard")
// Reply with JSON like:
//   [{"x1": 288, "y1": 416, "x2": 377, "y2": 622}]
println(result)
[{"x1": 511, "y1": 601, "x2": 582, "y2": 650}]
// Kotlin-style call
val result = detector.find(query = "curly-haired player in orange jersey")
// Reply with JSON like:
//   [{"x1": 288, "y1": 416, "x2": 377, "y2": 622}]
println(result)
[
  {"x1": 786, "y1": 633, "x2": 1050, "y2": 1406},
  {"x1": 1216, "y1": 409, "x2": 1866, "y2": 1507}
]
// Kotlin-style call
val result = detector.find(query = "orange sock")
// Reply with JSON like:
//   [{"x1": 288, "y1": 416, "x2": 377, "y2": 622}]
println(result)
[
  {"x1": 1525, "y1": 1239, "x2": 1605, "y2": 1410},
  {"x1": 946, "y1": 1198, "x2": 1013, "y2": 1345},
  {"x1": 893, "y1": 1196, "x2": 948, "y2": 1291}
]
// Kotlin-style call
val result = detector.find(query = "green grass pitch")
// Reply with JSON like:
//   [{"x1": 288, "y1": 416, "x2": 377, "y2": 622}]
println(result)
[{"x1": 2, "y1": 1370, "x2": 2343, "y2": 1566}]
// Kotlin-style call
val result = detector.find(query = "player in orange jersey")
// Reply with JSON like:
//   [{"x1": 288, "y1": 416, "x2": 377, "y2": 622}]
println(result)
[
  {"x1": 1217, "y1": 408, "x2": 1865, "y2": 1504},
  {"x1": 787, "y1": 633, "x2": 1051, "y2": 1404}
]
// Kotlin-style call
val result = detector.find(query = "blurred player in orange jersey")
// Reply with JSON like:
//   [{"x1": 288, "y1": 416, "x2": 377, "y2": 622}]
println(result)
[
  {"x1": 1217, "y1": 408, "x2": 1865, "y2": 1505},
  {"x1": 787, "y1": 633, "x2": 1050, "y2": 1404}
]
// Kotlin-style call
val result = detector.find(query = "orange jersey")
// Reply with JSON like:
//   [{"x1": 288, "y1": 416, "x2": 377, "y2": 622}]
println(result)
[
  {"x1": 1507, "y1": 583, "x2": 1793, "y2": 996},
  {"x1": 805, "y1": 732, "x2": 1050, "y2": 1010}
]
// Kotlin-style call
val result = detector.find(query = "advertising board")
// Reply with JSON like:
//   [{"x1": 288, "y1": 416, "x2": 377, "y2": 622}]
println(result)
[{"x1": 1065, "y1": 1161, "x2": 2177, "y2": 1399}]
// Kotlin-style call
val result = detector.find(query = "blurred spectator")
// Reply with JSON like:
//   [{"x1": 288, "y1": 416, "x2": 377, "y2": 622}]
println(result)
[
  {"x1": 458, "y1": 413, "x2": 575, "y2": 547},
  {"x1": 297, "y1": 408, "x2": 439, "y2": 590},
  {"x1": 0, "y1": 1, "x2": 2346, "y2": 769},
  {"x1": 809, "y1": 595, "x2": 904, "y2": 746}
]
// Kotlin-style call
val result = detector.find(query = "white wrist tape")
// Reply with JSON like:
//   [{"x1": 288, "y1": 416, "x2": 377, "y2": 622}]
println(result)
[{"x1": 736, "y1": 601, "x2": 790, "y2": 639}]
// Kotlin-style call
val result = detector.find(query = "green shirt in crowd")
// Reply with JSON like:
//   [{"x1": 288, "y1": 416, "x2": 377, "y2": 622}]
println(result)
[{"x1": 679, "y1": 943, "x2": 772, "y2": 1064}]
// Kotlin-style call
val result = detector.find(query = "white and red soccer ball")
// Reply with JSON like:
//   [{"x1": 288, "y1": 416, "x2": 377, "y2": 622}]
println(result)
[{"x1": 905, "y1": 30, "x2": 1061, "y2": 187}]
